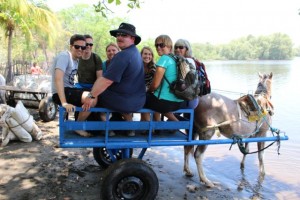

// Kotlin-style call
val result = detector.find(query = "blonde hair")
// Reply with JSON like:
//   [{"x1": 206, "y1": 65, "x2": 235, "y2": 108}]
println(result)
[
  {"x1": 155, "y1": 35, "x2": 173, "y2": 51},
  {"x1": 105, "y1": 42, "x2": 120, "y2": 52}
]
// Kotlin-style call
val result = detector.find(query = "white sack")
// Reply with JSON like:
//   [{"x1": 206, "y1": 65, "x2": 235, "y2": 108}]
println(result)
[
  {"x1": 30, "y1": 123, "x2": 43, "y2": 140},
  {"x1": 1, "y1": 126, "x2": 9, "y2": 141},
  {"x1": 10, "y1": 101, "x2": 34, "y2": 132},
  {"x1": 6, "y1": 117, "x2": 32, "y2": 142},
  {"x1": 0, "y1": 105, "x2": 14, "y2": 127},
  {"x1": 1, "y1": 127, "x2": 18, "y2": 147}
]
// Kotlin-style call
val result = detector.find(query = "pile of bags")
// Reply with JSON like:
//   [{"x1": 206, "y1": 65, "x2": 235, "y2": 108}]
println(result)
[
  {"x1": 11, "y1": 74, "x2": 51, "y2": 92},
  {"x1": 8, "y1": 75, "x2": 52, "y2": 108},
  {"x1": 0, "y1": 101, "x2": 43, "y2": 147}
]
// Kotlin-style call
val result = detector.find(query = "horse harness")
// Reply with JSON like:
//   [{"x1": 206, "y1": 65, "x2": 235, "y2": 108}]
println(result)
[{"x1": 196, "y1": 94, "x2": 272, "y2": 135}]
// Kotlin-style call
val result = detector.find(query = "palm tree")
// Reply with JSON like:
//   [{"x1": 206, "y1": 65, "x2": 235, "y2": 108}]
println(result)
[{"x1": 0, "y1": 0, "x2": 60, "y2": 83}]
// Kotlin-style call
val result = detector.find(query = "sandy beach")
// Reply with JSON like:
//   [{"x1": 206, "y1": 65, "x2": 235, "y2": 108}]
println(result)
[{"x1": 0, "y1": 110, "x2": 241, "y2": 200}]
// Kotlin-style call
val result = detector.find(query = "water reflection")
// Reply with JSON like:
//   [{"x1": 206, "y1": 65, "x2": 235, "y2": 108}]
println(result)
[
  {"x1": 195, "y1": 59, "x2": 299, "y2": 199},
  {"x1": 237, "y1": 170, "x2": 265, "y2": 199}
]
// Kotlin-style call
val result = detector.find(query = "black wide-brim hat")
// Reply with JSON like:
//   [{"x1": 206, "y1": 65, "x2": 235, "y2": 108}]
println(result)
[{"x1": 110, "y1": 22, "x2": 141, "y2": 45}]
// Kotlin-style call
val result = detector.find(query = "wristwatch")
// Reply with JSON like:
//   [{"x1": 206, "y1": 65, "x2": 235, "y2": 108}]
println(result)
[{"x1": 87, "y1": 92, "x2": 95, "y2": 99}]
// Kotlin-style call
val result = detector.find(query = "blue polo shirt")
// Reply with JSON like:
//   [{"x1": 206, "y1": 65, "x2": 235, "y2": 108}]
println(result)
[{"x1": 99, "y1": 44, "x2": 146, "y2": 113}]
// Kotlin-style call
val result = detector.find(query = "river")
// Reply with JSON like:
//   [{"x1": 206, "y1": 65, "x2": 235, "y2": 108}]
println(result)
[
  {"x1": 202, "y1": 58, "x2": 300, "y2": 199},
  {"x1": 151, "y1": 58, "x2": 300, "y2": 199}
]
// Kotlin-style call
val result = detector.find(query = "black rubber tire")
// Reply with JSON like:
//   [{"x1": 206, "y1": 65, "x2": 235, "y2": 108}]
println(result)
[
  {"x1": 102, "y1": 158, "x2": 158, "y2": 200},
  {"x1": 39, "y1": 97, "x2": 57, "y2": 122},
  {"x1": 93, "y1": 147, "x2": 133, "y2": 169}
]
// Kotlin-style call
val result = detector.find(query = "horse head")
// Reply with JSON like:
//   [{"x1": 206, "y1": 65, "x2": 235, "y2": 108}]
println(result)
[
  {"x1": 255, "y1": 72, "x2": 272, "y2": 98},
  {"x1": 255, "y1": 72, "x2": 274, "y2": 115}
]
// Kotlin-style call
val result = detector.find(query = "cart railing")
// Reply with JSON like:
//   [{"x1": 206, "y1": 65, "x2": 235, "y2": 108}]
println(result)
[{"x1": 59, "y1": 107, "x2": 289, "y2": 149}]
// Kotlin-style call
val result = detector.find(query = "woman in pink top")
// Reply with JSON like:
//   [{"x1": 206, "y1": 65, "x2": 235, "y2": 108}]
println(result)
[{"x1": 30, "y1": 62, "x2": 42, "y2": 75}]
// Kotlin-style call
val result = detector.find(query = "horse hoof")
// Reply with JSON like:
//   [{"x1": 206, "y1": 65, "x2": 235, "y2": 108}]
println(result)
[
  {"x1": 185, "y1": 172, "x2": 194, "y2": 177},
  {"x1": 204, "y1": 181, "x2": 215, "y2": 188}
]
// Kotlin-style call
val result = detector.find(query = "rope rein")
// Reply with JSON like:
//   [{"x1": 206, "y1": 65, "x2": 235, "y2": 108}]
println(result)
[
  {"x1": 228, "y1": 93, "x2": 282, "y2": 155},
  {"x1": 230, "y1": 127, "x2": 282, "y2": 155}
]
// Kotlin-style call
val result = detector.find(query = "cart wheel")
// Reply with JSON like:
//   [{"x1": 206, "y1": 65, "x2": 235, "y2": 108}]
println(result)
[
  {"x1": 102, "y1": 158, "x2": 158, "y2": 200},
  {"x1": 93, "y1": 147, "x2": 133, "y2": 169},
  {"x1": 39, "y1": 97, "x2": 57, "y2": 122}
]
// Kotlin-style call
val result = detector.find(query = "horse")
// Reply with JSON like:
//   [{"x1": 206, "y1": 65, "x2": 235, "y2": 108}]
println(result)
[{"x1": 184, "y1": 72, "x2": 274, "y2": 187}]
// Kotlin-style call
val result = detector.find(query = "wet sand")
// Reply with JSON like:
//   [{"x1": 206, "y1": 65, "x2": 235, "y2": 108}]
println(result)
[{"x1": 0, "y1": 111, "x2": 243, "y2": 200}]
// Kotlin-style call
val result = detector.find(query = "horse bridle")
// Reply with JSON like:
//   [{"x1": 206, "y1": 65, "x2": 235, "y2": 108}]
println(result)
[{"x1": 254, "y1": 93, "x2": 274, "y2": 116}]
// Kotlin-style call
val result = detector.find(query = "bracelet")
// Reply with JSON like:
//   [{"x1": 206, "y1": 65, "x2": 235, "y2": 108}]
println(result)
[{"x1": 62, "y1": 103, "x2": 68, "y2": 107}]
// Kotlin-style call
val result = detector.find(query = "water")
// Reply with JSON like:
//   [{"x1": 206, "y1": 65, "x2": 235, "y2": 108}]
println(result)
[{"x1": 191, "y1": 58, "x2": 300, "y2": 199}]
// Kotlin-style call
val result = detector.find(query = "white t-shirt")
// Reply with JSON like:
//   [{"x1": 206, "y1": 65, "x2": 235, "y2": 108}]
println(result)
[{"x1": 51, "y1": 51, "x2": 79, "y2": 94}]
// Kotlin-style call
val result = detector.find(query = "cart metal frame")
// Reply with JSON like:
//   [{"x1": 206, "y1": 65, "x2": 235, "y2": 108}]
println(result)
[{"x1": 59, "y1": 107, "x2": 288, "y2": 199}]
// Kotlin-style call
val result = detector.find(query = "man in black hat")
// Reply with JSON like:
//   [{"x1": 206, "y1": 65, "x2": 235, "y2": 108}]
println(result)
[{"x1": 82, "y1": 22, "x2": 145, "y2": 136}]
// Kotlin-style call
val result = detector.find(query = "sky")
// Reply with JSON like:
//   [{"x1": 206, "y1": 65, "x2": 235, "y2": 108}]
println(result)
[{"x1": 47, "y1": 0, "x2": 300, "y2": 46}]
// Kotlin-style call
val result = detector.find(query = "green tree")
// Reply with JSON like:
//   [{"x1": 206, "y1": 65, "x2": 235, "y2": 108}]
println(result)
[
  {"x1": 0, "y1": 0, "x2": 60, "y2": 83},
  {"x1": 268, "y1": 33, "x2": 293, "y2": 60},
  {"x1": 198, "y1": 33, "x2": 294, "y2": 60},
  {"x1": 94, "y1": 0, "x2": 141, "y2": 17},
  {"x1": 193, "y1": 43, "x2": 220, "y2": 60},
  {"x1": 57, "y1": 4, "x2": 123, "y2": 59}
]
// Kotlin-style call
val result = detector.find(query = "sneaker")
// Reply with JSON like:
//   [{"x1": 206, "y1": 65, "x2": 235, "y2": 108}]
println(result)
[
  {"x1": 109, "y1": 130, "x2": 116, "y2": 137},
  {"x1": 127, "y1": 130, "x2": 135, "y2": 137}
]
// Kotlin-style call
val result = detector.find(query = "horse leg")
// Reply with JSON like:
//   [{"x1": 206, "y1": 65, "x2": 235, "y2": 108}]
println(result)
[
  {"x1": 194, "y1": 144, "x2": 215, "y2": 187},
  {"x1": 183, "y1": 145, "x2": 194, "y2": 177},
  {"x1": 240, "y1": 142, "x2": 249, "y2": 171},
  {"x1": 257, "y1": 141, "x2": 265, "y2": 175}
]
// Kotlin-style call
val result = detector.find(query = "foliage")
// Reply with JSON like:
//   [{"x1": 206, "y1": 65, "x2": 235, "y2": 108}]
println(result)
[
  {"x1": 294, "y1": 45, "x2": 300, "y2": 57},
  {"x1": 94, "y1": 0, "x2": 141, "y2": 17},
  {"x1": 57, "y1": 4, "x2": 123, "y2": 60},
  {"x1": 0, "y1": 0, "x2": 298, "y2": 83},
  {"x1": 0, "y1": 0, "x2": 61, "y2": 82},
  {"x1": 193, "y1": 33, "x2": 294, "y2": 60}
]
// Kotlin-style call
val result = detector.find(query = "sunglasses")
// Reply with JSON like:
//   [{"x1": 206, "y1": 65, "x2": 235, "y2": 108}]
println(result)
[
  {"x1": 175, "y1": 46, "x2": 186, "y2": 50},
  {"x1": 116, "y1": 33, "x2": 129, "y2": 37},
  {"x1": 86, "y1": 43, "x2": 93, "y2": 47},
  {"x1": 155, "y1": 43, "x2": 166, "y2": 48},
  {"x1": 73, "y1": 45, "x2": 86, "y2": 50}
]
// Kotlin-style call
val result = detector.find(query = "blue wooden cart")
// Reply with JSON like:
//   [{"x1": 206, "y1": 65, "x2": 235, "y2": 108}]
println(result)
[{"x1": 59, "y1": 107, "x2": 288, "y2": 200}]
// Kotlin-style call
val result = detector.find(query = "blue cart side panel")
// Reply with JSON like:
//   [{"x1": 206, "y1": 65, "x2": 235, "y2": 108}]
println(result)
[{"x1": 59, "y1": 107, "x2": 288, "y2": 149}]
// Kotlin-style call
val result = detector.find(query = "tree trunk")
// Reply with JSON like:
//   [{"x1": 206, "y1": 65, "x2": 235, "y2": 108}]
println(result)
[
  {"x1": 6, "y1": 29, "x2": 13, "y2": 84},
  {"x1": 42, "y1": 42, "x2": 49, "y2": 68}
]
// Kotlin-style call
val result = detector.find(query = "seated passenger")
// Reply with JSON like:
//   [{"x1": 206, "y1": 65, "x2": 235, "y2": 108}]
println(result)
[
  {"x1": 140, "y1": 46, "x2": 156, "y2": 122},
  {"x1": 51, "y1": 34, "x2": 97, "y2": 137},
  {"x1": 74, "y1": 34, "x2": 103, "y2": 121},
  {"x1": 76, "y1": 34, "x2": 102, "y2": 89},
  {"x1": 174, "y1": 39, "x2": 199, "y2": 109},
  {"x1": 144, "y1": 35, "x2": 183, "y2": 124},
  {"x1": 102, "y1": 42, "x2": 120, "y2": 74},
  {"x1": 100, "y1": 43, "x2": 121, "y2": 123},
  {"x1": 82, "y1": 22, "x2": 146, "y2": 137}
]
